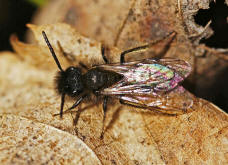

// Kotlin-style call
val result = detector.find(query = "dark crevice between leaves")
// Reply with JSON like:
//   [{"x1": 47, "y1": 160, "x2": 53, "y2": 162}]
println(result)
[
  {"x1": 196, "y1": 67, "x2": 228, "y2": 112},
  {"x1": 0, "y1": 0, "x2": 36, "y2": 51},
  {"x1": 184, "y1": 67, "x2": 228, "y2": 113},
  {"x1": 186, "y1": 0, "x2": 228, "y2": 112},
  {"x1": 194, "y1": 0, "x2": 228, "y2": 48}
]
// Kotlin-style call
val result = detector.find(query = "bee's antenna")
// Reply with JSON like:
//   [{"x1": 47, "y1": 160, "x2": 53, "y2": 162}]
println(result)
[{"x1": 42, "y1": 31, "x2": 64, "y2": 72}]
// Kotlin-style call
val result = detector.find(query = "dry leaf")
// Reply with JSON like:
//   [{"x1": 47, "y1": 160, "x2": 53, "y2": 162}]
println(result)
[
  {"x1": 0, "y1": 23, "x2": 227, "y2": 164},
  {"x1": 30, "y1": 0, "x2": 228, "y2": 55},
  {"x1": 30, "y1": 0, "x2": 228, "y2": 109},
  {"x1": 0, "y1": 114, "x2": 101, "y2": 164}
]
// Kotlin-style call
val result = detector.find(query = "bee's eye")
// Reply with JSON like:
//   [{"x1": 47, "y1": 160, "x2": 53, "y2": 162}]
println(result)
[{"x1": 68, "y1": 67, "x2": 75, "y2": 71}]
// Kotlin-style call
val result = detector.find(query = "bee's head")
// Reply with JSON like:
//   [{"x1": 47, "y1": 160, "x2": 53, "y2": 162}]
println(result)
[
  {"x1": 42, "y1": 31, "x2": 86, "y2": 117},
  {"x1": 56, "y1": 67, "x2": 84, "y2": 97}
]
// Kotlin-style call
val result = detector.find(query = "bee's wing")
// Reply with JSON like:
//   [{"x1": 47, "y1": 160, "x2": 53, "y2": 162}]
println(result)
[
  {"x1": 98, "y1": 58, "x2": 191, "y2": 95},
  {"x1": 118, "y1": 86, "x2": 195, "y2": 115},
  {"x1": 100, "y1": 80, "x2": 157, "y2": 95},
  {"x1": 96, "y1": 61, "x2": 140, "y2": 74},
  {"x1": 156, "y1": 58, "x2": 192, "y2": 78},
  {"x1": 97, "y1": 58, "x2": 191, "y2": 78}
]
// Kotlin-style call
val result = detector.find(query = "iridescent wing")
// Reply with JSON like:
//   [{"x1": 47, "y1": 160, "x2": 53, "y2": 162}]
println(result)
[
  {"x1": 118, "y1": 86, "x2": 195, "y2": 115},
  {"x1": 96, "y1": 58, "x2": 191, "y2": 96}
]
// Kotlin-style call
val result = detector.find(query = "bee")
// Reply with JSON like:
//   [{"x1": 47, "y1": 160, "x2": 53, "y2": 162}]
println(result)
[{"x1": 42, "y1": 31, "x2": 192, "y2": 138}]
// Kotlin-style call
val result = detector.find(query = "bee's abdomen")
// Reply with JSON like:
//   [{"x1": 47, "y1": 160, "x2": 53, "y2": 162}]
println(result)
[{"x1": 83, "y1": 68, "x2": 122, "y2": 91}]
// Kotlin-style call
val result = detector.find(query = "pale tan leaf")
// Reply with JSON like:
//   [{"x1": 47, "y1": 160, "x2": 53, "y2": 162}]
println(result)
[
  {"x1": 0, "y1": 23, "x2": 227, "y2": 164},
  {"x1": 0, "y1": 114, "x2": 101, "y2": 165}
]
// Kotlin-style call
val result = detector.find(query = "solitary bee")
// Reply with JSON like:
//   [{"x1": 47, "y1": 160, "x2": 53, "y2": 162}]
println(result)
[{"x1": 42, "y1": 31, "x2": 192, "y2": 137}]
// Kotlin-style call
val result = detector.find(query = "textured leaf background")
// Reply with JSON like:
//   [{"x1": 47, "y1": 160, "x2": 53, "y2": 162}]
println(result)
[{"x1": 0, "y1": 0, "x2": 228, "y2": 164}]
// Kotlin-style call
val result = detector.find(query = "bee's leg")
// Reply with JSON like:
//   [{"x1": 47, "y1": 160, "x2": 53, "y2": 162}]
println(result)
[
  {"x1": 72, "y1": 104, "x2": 84, "y2": 137},
  {"x1": 67, "y1": 95, "x2": 87, "y2": 111},
  {"x1": 120, "y1": 45, "x2": 149, "y2": 63},
  {"x1": 100, "y1": 96, "x2": 109, "y2": 139},
  {"x1": 101, "y1": 44, "x2": 109, "y2": 64},
  {"x1": 79, "y1": 62, "x2": 89, "y2": 70},
  {"x1": 59, "y1": 93, "x2": 66, "y2": 118},
  {"x1": 120, "y1": 31, "x2": 176, "y2": 63},
  {"x1": 119, "y1": 99, "x2": 177, "y2": 116},
  {"x1": 57, "y1": 41, "x2": 76, "y2": 64},
  {"x1": 57, "y1": 41, "x2": 89, "y2": 71},
  {"x1": 73, "y1": 103, "x2": 98, "y2": 126},
  {"x1": 119, "y1": 99, "x2": 143, "y2": 109},
  {"x1": 73, "y1": 104, "x2": 83, "y2": 126}
]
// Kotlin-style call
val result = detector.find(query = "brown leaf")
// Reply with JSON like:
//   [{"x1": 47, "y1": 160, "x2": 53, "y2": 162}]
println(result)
[
  {"x1": 10, "y1": 34, "x2": 58, "y2": 71},
  {"x1": 29, "y1": 0, "x2": 131, "y2": 46},
  {"x1": 0, "y1": 114, "x2": 101, "y2": 164},
  {"x1": 30, "y1": 0, "x2": 228, "y2": 100},
  {"x1": 0, "y1": 23, "x2": 227, "y2": 164},
  {"x1": 28, "y1": 23, "x2": 122, "y2": 66}
]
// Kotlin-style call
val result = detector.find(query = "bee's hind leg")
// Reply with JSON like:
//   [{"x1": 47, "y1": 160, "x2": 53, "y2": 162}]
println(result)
[
  {"x1": 57, "y1": 41, "x2": 76, "y2": 64},
  {"x1": 120, "y1": 45, "x2": 149, "y2": 63},
  {"x1": 57, "y1": 41, "x2": 89, "y2": 72},
  {"x1": 100, "y1": 96, "x2": 109, "y2": 139},
  {"x1": 101, "y1": 44, "x2": 109, "y2": 64},
  {"x1": 119, "y1": 31, "x2": 176, "y2": 63}
]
